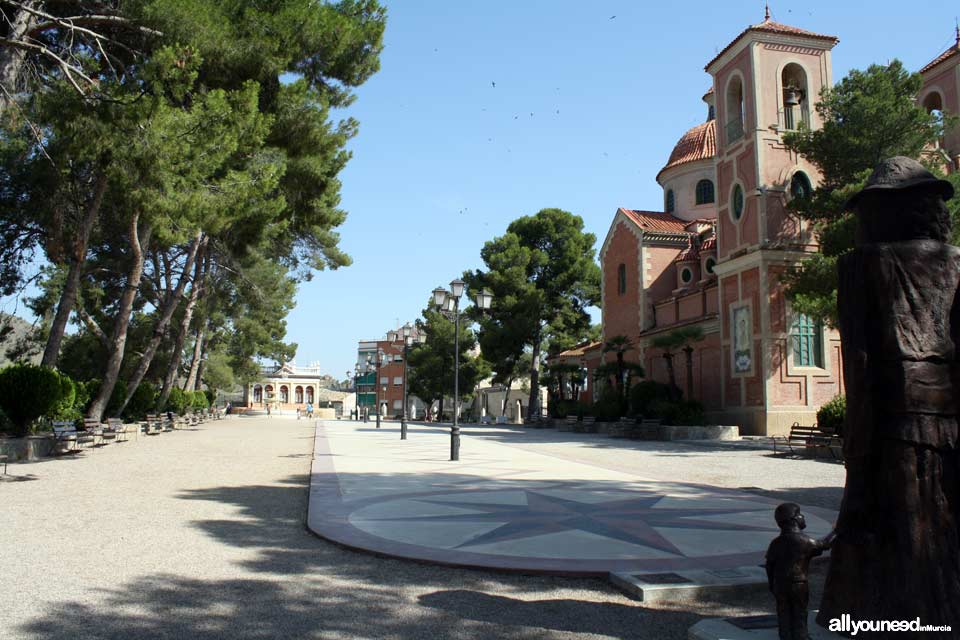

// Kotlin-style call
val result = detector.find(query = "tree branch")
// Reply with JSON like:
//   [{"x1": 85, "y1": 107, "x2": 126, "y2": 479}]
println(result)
[{"x1": 75, "y1": 304, "x2": 109, "y2": 349}]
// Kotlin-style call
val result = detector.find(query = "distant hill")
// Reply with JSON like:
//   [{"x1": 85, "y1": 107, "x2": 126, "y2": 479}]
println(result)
[{"x1": 0, "y1": 314, "x2": 42, "y2": 368}]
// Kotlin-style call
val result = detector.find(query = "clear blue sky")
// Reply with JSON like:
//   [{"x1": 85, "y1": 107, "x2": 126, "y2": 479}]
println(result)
[
  {"x1": 289, "y1": 0, "x2": 956, "y2": 381},
  {"x1": 3, "y1": 1, "x2": 956, "y2": 382}
]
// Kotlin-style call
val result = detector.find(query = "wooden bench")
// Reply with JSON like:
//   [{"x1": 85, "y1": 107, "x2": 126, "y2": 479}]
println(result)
[
  {"x1": 772, "y1": 423, "x2": 843, "y2": 460},
  {"x1": 82, "y1": 417, "x2": 104, "y2": 447},
  {"x1": 52, "y1": 421, "x2": 79, "y2": 454},
  {"x1": 557, "y1": 416, "x2": 576, "y2": 432},
  {"x1": 142, "y1": 414, "x2": 163, "y2": 435},
  {"x1": 629, "y1": 418, "x2": 662, "y2": 440},
  {"x1": 102, "y1": 418, "x2": 126, "y2": 444}
]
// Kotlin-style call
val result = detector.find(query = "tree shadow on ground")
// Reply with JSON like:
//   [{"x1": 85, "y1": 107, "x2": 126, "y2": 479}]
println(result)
[{"x1": 18, "y1": 472, "x2": 752, "y2": 640}]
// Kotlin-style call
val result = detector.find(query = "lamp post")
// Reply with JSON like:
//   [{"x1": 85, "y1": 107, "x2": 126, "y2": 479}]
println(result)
[
  {"x1": 432, "y1": 280, "x2": 493, "y2": 461},
  {"x1": 398, "y1": 323, "x2": 427, "y2": 440},
  {"x1": 367, "y1": 349, "x2": 386, "y2": 429}
]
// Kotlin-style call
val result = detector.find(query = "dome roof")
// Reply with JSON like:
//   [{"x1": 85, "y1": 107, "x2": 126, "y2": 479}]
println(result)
[{"x1": 656, "y1": 119, "x2": 716, "y2": 183}]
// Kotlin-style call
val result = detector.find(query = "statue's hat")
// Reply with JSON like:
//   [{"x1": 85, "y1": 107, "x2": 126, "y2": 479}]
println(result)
[{"x1": 845, "y1": 156, "x2": 954, "y2": 210}]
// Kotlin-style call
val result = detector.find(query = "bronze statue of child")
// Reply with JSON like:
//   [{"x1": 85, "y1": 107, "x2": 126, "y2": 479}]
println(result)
[{"x1": 766, "y1": 503, "x2": 836, "y2": 640}]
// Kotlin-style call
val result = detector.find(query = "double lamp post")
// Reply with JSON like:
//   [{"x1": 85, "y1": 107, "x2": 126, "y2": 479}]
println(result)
[
  {"x1": 387, "y1": 322, "x2": 426, "y2": 441},
  {"x1": 431, "y1": 278, "x2": 492, "y2": 461}
]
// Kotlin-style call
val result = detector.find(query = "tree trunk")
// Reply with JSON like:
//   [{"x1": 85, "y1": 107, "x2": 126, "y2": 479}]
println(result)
[
  {"x1": 683, "y1": 346, "x2": 694, "y2": 402},
  {"x1": 182, "y1": 326, "x2": 203, "y2": 390},
  {"x1": 527, "y1": 329, "x2": 542, "y2": 421},
  {"x1": 40, "y1": 169, "x2": 108, "y2": 368},
  {"x1": 194, "y1": 339, "x2": 207, "y2": 390},
  {"x1": 501, "y1": 379, "x2": 513, "y2": 417},
  {"x1": 157, "y1": 247, "x2": 206, "y2": 410},
  {"x1": 0, "y1": 1, "x2": 38, "y2": 112},
  {"x1": 118, "y1": 232, "x2": 204, "y2": 415},
  {"x1": 663, "y1": 352, "x2": 678, "y2": 401},
  {"x1": 86, "y1": 215, "x2": 152, "y2": 422}
]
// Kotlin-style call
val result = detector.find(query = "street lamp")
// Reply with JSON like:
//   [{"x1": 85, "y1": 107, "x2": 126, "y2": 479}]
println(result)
[
  {"x1": 399, "y1": 323, "x2": 426, "y2": 440},
  {"x1": 431, "y1": 280, "x2": 493, "y2": 461},
  {"x1": 367, "y1": 349, "x2": 387, "y2": 429}
]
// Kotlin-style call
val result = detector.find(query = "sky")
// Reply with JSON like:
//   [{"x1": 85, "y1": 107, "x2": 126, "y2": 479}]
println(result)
[
  {"x1": 3, "y1": 1, "x2": 957, "y2": 382},
  {"x1": 285, "y1": 0, "x2": 957, "y2": 381}
]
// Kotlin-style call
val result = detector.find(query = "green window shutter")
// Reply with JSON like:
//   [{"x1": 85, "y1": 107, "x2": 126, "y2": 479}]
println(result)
[{"x1": 791, "y1": 313, "x2": 822, "y2": 367}]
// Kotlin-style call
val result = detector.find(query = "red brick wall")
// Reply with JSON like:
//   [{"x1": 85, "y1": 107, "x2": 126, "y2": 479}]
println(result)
[
  {"x1": 647, "y1": 246, "x2": 683, "y2": 302},
  {"x1": 602, "y1": 222, "x2": 641, "y2": 340}
]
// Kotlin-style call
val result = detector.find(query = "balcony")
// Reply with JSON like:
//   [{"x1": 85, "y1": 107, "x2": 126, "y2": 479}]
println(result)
[
  {"x1": 778, "y1": 107, "x2": 810, "y2": 132},
  {"x1": 725, "y1": 118, "x2": 744, "y2": 145}
]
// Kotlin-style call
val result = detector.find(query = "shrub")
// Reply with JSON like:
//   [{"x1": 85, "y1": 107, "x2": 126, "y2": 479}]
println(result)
[
  {"x1": 124, "y1": 383, "x2": 158, "y2": 421},
  {"x1": 550, "y1": 399, "x2": 579, "y2": 419},
  {"x1": 189, "y1": 390, "x2": 209, "y2": 410},
  {"x1": 49, "y1": 372, "x2": 81, "y2": 422},
  {"x1": 630, "y1": 380, "x2": 676, "y2": 417},
  {"x1": 592, "y1": 389, "x2": 623, "y2": 422},
  {"x1": 203, "y1": 389, "x2": 216, "y2": 406},
  {"x1": 0, "y1": 364, "x2": 64, "y2": 437},
  {"x1": 166, "y1": 387, "x2": 190, "y2": 415},
  {"x1": 817, "y1": 394, "x2": 846, "y2": 436},
  {"x1": 646, "y1": 399, "x2": 705, "y2": 426}
]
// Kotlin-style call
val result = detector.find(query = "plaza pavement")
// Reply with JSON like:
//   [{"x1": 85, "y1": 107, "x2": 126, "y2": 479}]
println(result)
[
  {"x1": 309, "y1": 420, "x2": 839, "y2": 575},
  {"x1": 1, "y1": 414, "x2": 844, "y2": 640}
]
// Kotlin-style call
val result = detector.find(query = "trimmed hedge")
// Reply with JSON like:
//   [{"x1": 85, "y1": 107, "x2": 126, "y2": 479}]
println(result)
[
  {"x1": 817, "y1": 394, "x2": 846, "y2": 436},
  {"x1": 0, "y1": 364, "x2": 64, "y2": 437}
]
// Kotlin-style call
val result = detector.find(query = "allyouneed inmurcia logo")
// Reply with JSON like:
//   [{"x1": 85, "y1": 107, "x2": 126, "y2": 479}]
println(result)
[{"x1": 829, "y1": 614, "x2": 952, "y2": 635}]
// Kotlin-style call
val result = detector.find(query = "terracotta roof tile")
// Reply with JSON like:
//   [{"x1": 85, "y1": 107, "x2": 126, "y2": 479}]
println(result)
[
  {"x1": 700, "y1": 236, "x2": 717, "y2": 252},
  {"x1": 555, "y1": 340, "x2": 602, "y2": 359},
  {"x1": 705, "y1": 18, "x2": 838, "y2": 72},
  {"x1": 683, "y1": 218, "x2": 716, "y2": 231},
  {"x1": 656, "y1": 119, "x2": 717, "y2": 182},
  {"x1": 619, "y1": 208, "x2": 689, "y2": 233},
  {"x1": 674, "y1": 239, "x2": 700, "y2": 263},
  {"x1": 920, "y1": 38, "x2": 960, "y2": 75}
]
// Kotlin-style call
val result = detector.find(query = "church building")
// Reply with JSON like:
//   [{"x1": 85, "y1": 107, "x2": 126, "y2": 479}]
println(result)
[{"x1": 578, "y1": 12, "x2": 959, "y2": 435}]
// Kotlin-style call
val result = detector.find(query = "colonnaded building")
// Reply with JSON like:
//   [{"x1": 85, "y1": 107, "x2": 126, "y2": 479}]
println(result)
[
  {"x1": 555, "y1": 12, "x2": 960, "y2": 435},
  {"x1": 244, "y1": 361, "x2": 352, "y2": 416}
]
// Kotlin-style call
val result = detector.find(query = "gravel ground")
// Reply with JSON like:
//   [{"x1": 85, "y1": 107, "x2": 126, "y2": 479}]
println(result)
[{"x1": 1, "y1": 417, "x2": 837, "y2": 640}]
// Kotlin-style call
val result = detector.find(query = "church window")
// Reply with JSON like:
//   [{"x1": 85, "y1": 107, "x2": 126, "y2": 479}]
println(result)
[
  {"x1": 280, "y1": 385, "x2": 289, "y2": 403},
  {"x1": 705, "y1": 257, "x2": 716, "y2": 275},
  {"x1": 791, "y1": 313, "x2": 823, "y2": 367},
  {"x1": 790, "y1": 172, "x2": 812, "y2": 201},
  {"x1": 666, "y1": 189, "x2": 675, "y2": 213},
  {"x1": 731, "y1": 185, "x2": 744, "y2": 221},
  {"x1": 781, "y1": 63, "x2": 809, "y2": 131},
  {"x1": 923, "y1": 92, "x2": 945, "y2": 148},
  {"x1": 617, "y1": 263, "x2": 626, "y2": 295},
  {"x1": 695, "y1": 179, "x2": 715, "y2": 205},
  {"x1": 680, "y1": 267, "x2": 693, "y2": 284},
  {"x1": 295, "y1": 386, "x2": 304, "y2": 404},
  {"x1": 725, "y1": 76, "x2": 745, "y2": 144}
]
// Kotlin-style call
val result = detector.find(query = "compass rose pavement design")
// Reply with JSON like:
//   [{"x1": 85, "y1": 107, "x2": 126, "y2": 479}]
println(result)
[{"x1": 307, "y1": 422, "x2": 836, "y2": 575}]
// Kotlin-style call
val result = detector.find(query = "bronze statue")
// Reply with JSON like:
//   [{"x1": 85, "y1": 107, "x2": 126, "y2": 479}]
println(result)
[
  {"x1": 817, "y1": 157, "x2": 960, "y2": 635},
  {"x1": 766, "y1": 503, "x2": 836, "y2": 640}
]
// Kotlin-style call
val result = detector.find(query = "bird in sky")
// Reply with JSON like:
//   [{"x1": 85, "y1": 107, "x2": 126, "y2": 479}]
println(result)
[
  {"x1": 609, "y1": 15, "x2": 616, "y2": 20},
  {"x1": 491, "y1": 81, "x2": 496, "y2": 88}
]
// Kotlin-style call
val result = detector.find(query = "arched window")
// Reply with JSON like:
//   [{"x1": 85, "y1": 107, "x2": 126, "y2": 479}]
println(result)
[
  {"x1": 705, "y1": 257, "x2": 717, "y2": 275},
  {"x1": 264, "y1": 385, "x2": 274, "y2": 400},
  {"x1": 695, "y1": 179, "x2": 715, "y2": 205},
  {"x1": 280, "y1": 385, "x2": 289, "y2": 403},
  {"x1": 791, "y1": 313, "x2": 823, "y2": 367},
  {"x1": 923, "y1": 92, "x2": 945, "y2": 148},
  {"x1": 790, "y1": 172, "x2": 812, "y2": 201},
  {"x1": 731, "y1": 184, "x2": 744, "y2": 222},
  {"x1": 617, "y1": 263, "x2": 626, "y2": 295},
  {"x1": 781, "y1": 63, "x2": 809, "y2": 130},
  {"x1": 253, "y1": 385, "x2": 262, "y2": 403},
  {"x1": 306, "y1": 387, "x2": 314, "y2": 403},
  {"x1": 665, "y1": 189, "x2": 675, "y2": 214},
  {"x1": 725, "y1": 76, "x2": 744, "y2": 144},
  {"x1": 295, "y1": 386, "x2": 304, "y2": 404}
]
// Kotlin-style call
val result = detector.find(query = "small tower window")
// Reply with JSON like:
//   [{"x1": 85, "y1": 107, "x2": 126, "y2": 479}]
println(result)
[
  {"x1": 665, "y1": 189, "x2": 675, "y2": 214},
  {"x1": 791, "y1": 313, "x2": 823, "y2": 367},
  {"x1": 705, "y1": 257, "x2": 716, "y2": 274},
  {"x1": 923, "y1": 91, "x2": 945, "y2": 149},
  {"x1": 617, "y1": 263, "x2": 626, "y2": 295},
  {"x1": 731, "y1": 184, "x2": 744, "y2": 221},
  {"x1": 680, "y1": 267, "x2": 693, "y2": 284},
  {"x1": 695, "y1": 179, "x2": 715, "y2": 205},
  {"x1": 725, "y1": 76, "x2": 745, "y2": 144},
  {"x1": 790, "y1": 172, "x2": 812, "y2": 200},
  {"x1": 781, "y1": 63, "x2": 809, "y2": 131}
]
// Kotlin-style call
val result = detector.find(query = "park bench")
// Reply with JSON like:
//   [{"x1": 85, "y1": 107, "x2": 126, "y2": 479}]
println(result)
[
  {"x1": 772, "y1": 423, "x2": 843, "y2": 460},
  {"x1": 52, "y1": 421, "x2": 79, "y2": 454},
  {"x1": 142, "y1": 414, "x2": 163, "y2": 435},
  {"x1": 557, "y1": 416, "x2": 576, "y2": 432},
  {"x1": 79, "y1": 417, "x2": 103, "y2": 448},
  {"x1": 0, "y1": 453, "x2": 7, "y2": 474},
  {"x1": 101, "y1": 418, "x2": 126, "y2": 444}
]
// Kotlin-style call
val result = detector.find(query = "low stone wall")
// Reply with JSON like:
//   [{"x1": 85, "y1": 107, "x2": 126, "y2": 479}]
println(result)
[
  {"x1": 0, "y1": 435, "x2": 56, "y2": 461},
  {"x1": 315, "y1": 408, "x2": 336, "y2": 420},
  {"x1": 655, "y1": 425, "x2": 739, "y2": 441}
]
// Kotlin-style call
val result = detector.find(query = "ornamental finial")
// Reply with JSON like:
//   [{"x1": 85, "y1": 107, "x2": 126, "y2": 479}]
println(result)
[{"x1": 765, "y1": 3, "x2": 771, "y2": 21}]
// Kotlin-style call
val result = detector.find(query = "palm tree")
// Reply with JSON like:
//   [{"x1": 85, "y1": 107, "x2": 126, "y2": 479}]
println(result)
[
  {"x1": 602, "y1": 335, "x2": 636, "y2": 408},
  {"x1": 651, "y1": 326, "x2": 705, "y2": 401}
]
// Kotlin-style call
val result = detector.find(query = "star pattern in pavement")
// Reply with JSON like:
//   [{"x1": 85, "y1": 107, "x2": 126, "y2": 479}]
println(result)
[{"x1": 362, "y1": 489, "x2": 779, "y2": 556}]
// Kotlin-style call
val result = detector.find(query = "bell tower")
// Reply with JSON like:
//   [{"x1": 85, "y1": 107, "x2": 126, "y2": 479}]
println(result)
[{"x1": 703, "y1": 10, "x2": 842, "y2": 435}]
